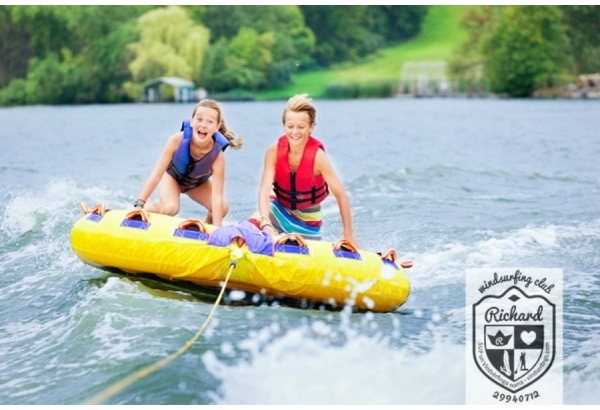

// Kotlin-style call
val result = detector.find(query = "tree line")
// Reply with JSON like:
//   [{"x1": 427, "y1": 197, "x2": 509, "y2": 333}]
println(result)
[
  {"x1": 0, "y1": 5, "x2": 427, "y2": 105},
  {"x1": 1, "y1": 5, "x2": 597, "y2": 105},
  {"x1": 449, "y1": 5, "x2": 600, "y2": 97}
]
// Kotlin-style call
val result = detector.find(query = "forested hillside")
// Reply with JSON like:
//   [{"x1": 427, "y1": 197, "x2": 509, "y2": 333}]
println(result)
[
  {"x1": 0, "y1": 5, "x2": 598, "y2": 105},
  {"x1": 0, "y1": 5, "x2": 427, "y2": 105}
]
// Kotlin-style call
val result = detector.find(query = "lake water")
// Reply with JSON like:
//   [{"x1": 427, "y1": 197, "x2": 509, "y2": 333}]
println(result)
[{"x1": 0, "y1": 98, "x2": 599, "y2": 404}]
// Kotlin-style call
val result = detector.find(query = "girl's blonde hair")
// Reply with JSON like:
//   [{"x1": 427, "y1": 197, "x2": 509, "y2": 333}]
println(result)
[
  {"x1": 282, "y1": 93, "x2": 316, "y2": 125},
  {"x1": 192, "y1": 99, "x2": 244, "y2": 150}
]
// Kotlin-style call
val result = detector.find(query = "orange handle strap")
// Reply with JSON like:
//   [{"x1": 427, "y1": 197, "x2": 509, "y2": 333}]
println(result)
[
  {"x1": 380, "y1": 248, "x2": 397, "y2": 263},
  {"x1": 79, "y1": 202, "x2": 90, "y2": 214},
  {"x1": 80, "y1": 202, "x2": 106, "y2": 216},
  {"x1": 178, "y1": 219, "x2": 207, "y2": 233},
  {"x1": 125, "y1": 208, "x2": 149, "y2": 223},
  {"x1": 380, "y1": 249, "x2": 412, "y2": 268},
  {"x1": 333, "y1": 239, "x2": 359, "y2": 253},
  {"x1": 275, "y1": 233, "x2": 308, "y2": 247}
]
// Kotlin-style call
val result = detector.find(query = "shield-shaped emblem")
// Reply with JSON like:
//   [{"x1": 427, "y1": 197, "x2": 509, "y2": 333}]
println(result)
[{"x1": 473, "y1": 286, "x2": 555, "y2": 393}]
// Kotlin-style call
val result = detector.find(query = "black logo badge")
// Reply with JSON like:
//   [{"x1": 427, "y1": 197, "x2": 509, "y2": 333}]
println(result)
[{"x1": 473, "y1": 286, "x2": 555, "y2": 393}]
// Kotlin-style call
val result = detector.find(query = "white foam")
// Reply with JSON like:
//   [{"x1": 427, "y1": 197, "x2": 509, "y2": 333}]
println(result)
[
  {"x1": 203, "y1": 324, "x2": 464, "y2": 405},
  {"x1": 565, "y1": 371, "x2": 600, "y2": 404},
  {"x1": 228, "y1": 290, "x2": 247, "y2": 301},
  {"x1": 408, "y1": 223, "x2": 572, "y2": 287},
  {"x1": 0, "y1": 178, "x2": 118, "y2": 239}
]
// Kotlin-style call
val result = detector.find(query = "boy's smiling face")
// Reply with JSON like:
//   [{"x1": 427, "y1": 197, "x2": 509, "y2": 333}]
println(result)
[{"x1": 283, "y1": 111, "x2": 314, "y2": 148}]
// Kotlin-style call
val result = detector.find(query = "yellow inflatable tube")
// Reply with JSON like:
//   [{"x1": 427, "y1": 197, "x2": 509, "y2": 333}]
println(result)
[{"x1": 70, "y1": 204, "x2": 411, "y2": 312}]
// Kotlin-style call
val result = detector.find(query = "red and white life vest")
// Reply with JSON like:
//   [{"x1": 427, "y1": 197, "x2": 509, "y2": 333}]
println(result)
[{"x1": 273, "y1": 135, "x2": 329, "y2": 210}]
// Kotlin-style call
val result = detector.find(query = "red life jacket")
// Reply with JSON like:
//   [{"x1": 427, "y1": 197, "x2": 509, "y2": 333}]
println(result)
[{"x1": 273, "y1": 135, "x2": 329, "y2": 210}]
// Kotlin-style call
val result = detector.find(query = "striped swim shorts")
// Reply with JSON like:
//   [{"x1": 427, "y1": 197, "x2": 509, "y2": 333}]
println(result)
[{"x1": 268, "y1": 196, "x2": 323, "y2": 240}]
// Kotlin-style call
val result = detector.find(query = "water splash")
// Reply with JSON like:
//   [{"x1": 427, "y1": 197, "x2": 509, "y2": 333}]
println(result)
[{"x1": 203, "y1": 320, "x2": 464, "y2": 405}]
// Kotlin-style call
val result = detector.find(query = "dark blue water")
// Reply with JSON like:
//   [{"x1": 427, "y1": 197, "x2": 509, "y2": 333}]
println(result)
[{"x1": 1, "y1": 98, "x2": 598, "y2": 404}]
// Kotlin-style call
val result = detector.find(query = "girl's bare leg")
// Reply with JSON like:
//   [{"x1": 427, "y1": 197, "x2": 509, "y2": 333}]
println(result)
[
  {"x1": 186, "y1": 180, "x2": 229, "y2": 223},
  {"x1": 144, "y1": 174, "x2": 181, "y2": 215}
]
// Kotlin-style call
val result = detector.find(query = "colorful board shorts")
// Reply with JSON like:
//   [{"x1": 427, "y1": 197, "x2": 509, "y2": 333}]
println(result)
[{"x1": 269, "y1": 195, "x2": 323, "y2": 240}]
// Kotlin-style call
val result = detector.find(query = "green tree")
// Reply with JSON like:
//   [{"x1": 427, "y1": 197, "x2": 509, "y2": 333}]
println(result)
[
  {"x1": 300, "y1": 6, "x2": 383, "y2": 66},
  {"x1": 448, "y1": 6, "x2": 500, "y2": 92},
  {"x1": 482, "y1": 6, "x2": 571, "y2": 97},
  {"x1": 300, "y1": 5, "x2": 427, "y2": 67},
  {"x1": 378, "y1": 5, "x2": 428, "y2": 42},
  {"x1": 202, "y1": 28, "x2": 274, "y2": 92},
  {"x1": 0, "y1": 5, "x2": 151, "y2": 104},
  {"x1": 196, "y1": 5, "x2": 313, "y2": 48},
  {"x1": 188, "y1": 5, "x2": 244, "y2": 42},
  {"x1": 0, "y1": 6, "x2": 74, "y2": 87},
  {"x1": 127, "y1": 6, "x2": 209, "y2": 84},
  {"x1": 228, "y1": 28, "x2": 274, "y2": 73},
  {"x1": 23, "y1": 49, "x2": 85, "y2": 104},
  {"x1": 199, "y1": 38, "x2": 233, "y2": 91},
  {"x1": 560, "y1": 5, "x2": 600, "y2": 74},
  {"x1": 199, "y1": 6, "x2": 315, "y2": 92},
  {"x1": 61, "y1": 6, "x2": 151, "y2": 102}
]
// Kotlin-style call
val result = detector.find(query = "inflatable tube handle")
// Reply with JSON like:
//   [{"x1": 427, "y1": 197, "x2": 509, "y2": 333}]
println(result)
[
  {"x1": 79, "y1": 202, "x2": 106, "y2": 216},
  {"x1": 380, "y1": 248, "x2": 396, "y2": 263},
  {"x1": 380, "y1": 249, "x2": 412, "y2": 268},
  {"x1": 333, "y1": 239, "x2": 359, "y2": 253},
  {"x1": 79, "y1": 202, "x2": 90, "y2": 214},
  {"x1": 275, "y1": 233, "x2": 308, "y2": 248},
  {"x1": 178, "y1": 219, "x2": 207, "y2": 233},
  {"x1": 125, "y1": 208, "x2": 149, "y2": 223}
]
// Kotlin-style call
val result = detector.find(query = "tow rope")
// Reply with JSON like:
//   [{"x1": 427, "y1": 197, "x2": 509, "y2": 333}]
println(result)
[{"x1": 82, "y1": 260, "x2": 238, "y2": 405}]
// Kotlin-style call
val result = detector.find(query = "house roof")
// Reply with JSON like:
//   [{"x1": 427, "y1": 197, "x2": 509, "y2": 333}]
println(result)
[{"x1": 142, "y1": 76, "x2": 195, "y2": 88}]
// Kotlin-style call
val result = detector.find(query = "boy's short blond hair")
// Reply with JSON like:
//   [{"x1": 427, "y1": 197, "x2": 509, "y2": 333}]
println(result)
[{"x1": 282, "y1": 93, "x2": 316, "y2": 125}]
